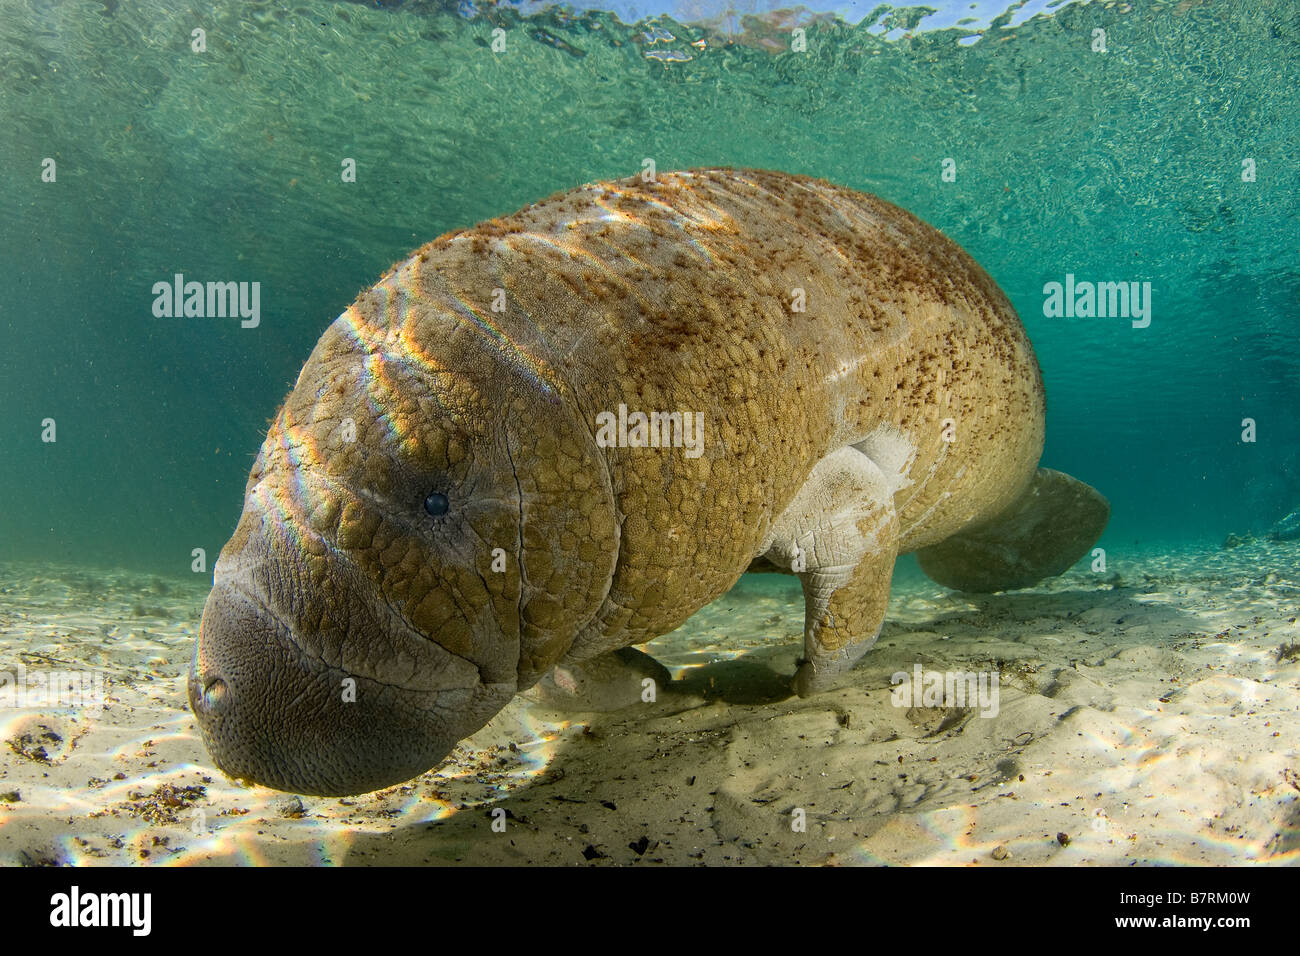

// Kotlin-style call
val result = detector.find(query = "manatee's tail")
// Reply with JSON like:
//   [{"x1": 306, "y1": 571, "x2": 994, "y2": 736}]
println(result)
[{"x1": 916, "y1": 468, "x2": 1109, "y2": 593}]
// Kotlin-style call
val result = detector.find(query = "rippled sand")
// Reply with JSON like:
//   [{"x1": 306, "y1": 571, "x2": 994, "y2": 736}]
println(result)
[{"x1": 0, "y1": 541, "x2": 1297, "y2": 866}]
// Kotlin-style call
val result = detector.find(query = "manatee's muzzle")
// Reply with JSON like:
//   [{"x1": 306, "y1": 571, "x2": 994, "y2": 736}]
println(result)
[{"x1": 189, "y1": 569, "x2": 505, "y2": 796}]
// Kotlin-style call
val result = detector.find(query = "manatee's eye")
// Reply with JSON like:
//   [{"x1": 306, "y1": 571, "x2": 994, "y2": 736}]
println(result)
[{"x1": 424, "y1": 491, "x2": 450, "y2": 517}]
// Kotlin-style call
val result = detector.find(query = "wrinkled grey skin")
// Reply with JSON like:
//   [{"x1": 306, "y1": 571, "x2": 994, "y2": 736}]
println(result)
[{"x1": 191, "y1": 575, "x2": 512, "y2": 797}]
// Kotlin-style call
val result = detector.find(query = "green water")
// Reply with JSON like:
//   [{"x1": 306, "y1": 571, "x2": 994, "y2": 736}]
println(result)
[{"x1": 1, "y1": 0, "x2": 1297, "y2": 573}]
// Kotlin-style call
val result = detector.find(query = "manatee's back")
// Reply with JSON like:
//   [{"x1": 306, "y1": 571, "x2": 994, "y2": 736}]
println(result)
[{"x1": 398, "y1": 168, "x2": 1044, "y2": 647}]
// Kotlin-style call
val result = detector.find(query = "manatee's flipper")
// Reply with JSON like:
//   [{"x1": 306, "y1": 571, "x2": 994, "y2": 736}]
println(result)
[
  {"x1": 916, "y1": 468, "x2": 1109, "y2": 593},
  {"x1": 759, "y1": 446, "x2": 899, "y2": 697},
  {"x1": 525, "y1": 646, "x2": 674, "y2": 712}
]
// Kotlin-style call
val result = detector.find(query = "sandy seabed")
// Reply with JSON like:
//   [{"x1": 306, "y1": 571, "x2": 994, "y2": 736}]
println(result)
[{"x1": 0, "y1": 540, "x2": 1297, "y2": 867}]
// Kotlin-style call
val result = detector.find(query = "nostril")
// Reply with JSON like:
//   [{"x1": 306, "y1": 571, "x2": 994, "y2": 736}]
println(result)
[{"x1": 196, "y1": 676, "x2": 229, "y2": 714}]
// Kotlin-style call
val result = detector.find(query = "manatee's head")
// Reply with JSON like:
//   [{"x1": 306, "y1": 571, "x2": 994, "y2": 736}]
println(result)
[{"x1": 189, "y1": 267, "x2": 617, "y2": 795}]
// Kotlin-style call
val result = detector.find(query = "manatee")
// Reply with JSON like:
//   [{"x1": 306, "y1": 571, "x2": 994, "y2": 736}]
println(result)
[{"x1": 189, "y1": 168, "x2": 1108, "y2": 795}]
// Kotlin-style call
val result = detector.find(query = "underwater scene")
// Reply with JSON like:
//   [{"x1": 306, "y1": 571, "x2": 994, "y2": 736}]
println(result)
[{"x1": 1, "y1": 0, "x2": 1298, "y2": 870}]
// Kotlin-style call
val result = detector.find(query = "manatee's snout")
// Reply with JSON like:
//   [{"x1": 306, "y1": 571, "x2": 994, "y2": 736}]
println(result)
[
  {"x1": 190, "y1": 579, "x2": 447, "y2": 795},
  {"x1": 189, "y1": 529, "x2": 514, "y2": 796}
]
